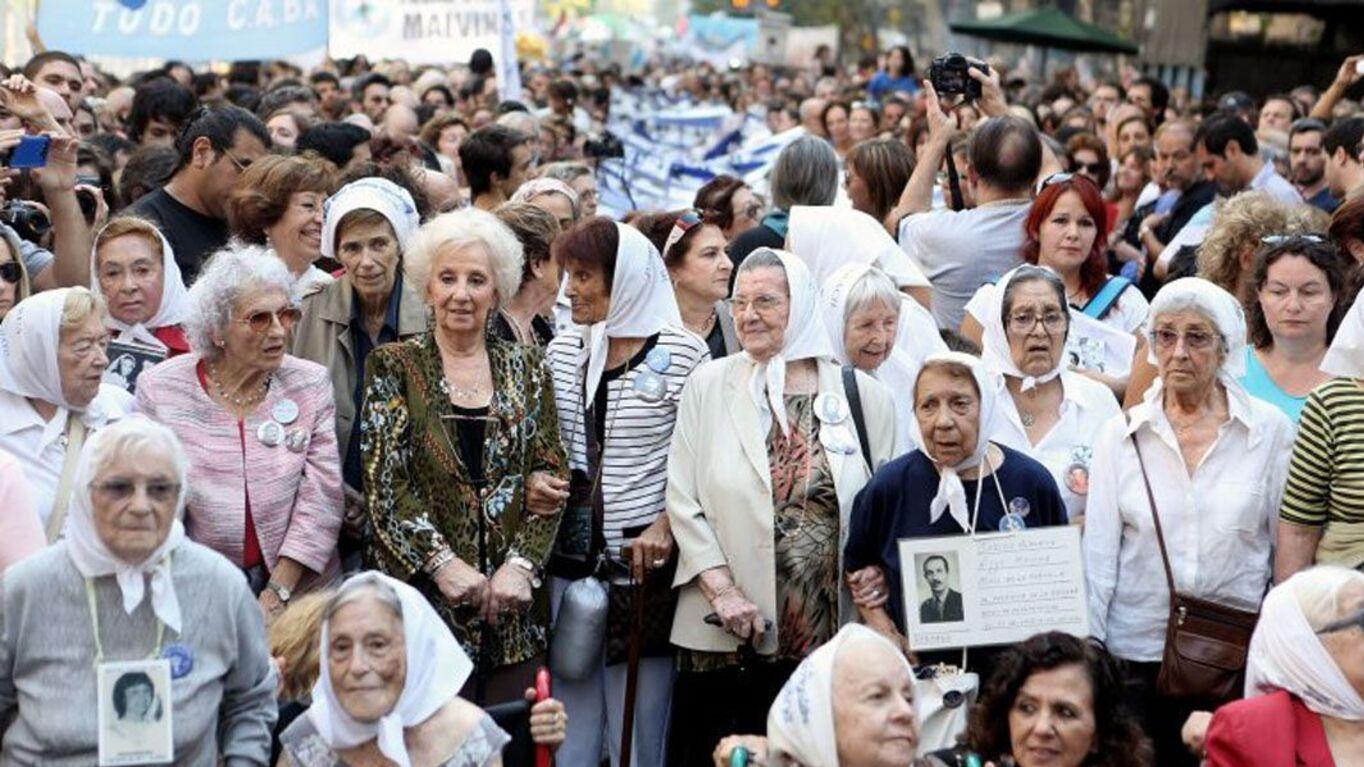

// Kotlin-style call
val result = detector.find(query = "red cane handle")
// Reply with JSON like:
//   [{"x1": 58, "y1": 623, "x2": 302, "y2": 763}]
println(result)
[{"x1": 535, "y1": 667, "x2": 552, "y2": 767}]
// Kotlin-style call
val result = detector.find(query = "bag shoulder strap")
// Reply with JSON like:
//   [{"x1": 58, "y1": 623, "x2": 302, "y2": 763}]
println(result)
[
  {"x1": 1083, "y1": 276, "x2": 1132, "y2": 319},
  {"x1": 842, "y1": 365, "x2": 873, "y2": 472},
  {"x1": 1126, "y1": 416, "x2": 1177, "y2": 599},
  {"x1": 47, "y1": 415, "x2": 88, "y2": 543}
]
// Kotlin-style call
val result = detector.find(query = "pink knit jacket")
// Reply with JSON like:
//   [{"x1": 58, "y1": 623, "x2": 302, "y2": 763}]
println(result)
[{"x1": 136, "y1": 353, "x2": 343, "y2": 588}]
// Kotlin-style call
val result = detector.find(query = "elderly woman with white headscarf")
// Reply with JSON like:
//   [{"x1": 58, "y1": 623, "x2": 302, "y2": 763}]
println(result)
[
  {"x1": 543, "y1": 217, "x2": 708, "y2": 767},
  {"x1": 0, "y1": 287, "x2": 134, "y2": 539},
  {"x1": 1083, "y1": 277, "x2": 1295, "y2": 767},
  {"x1": 278, "y1": 571, "x2": 511, "y2": 766},
  {"x1": 1201, "y1": 567, "x2": 1364, "y2": 765},
  {"x1": 978, "y1": 265, "x2": 1121, "y2": 522},
  {"x1": 844, "y1": 352, "x2": 1065, "y2": 670},
  {"x1": 715, "y1": 623, "x2": 921, "y2": 767},
  {"x1": 666, "y1": 248, "x2": 899, "y2": 767},
  {"x1": 0, "y1": 417, "x2": 278, "y2": 765},
  {"x1": 89, "y1": 217, "x2": 193, "y2": 393},
  {"x1": 292, "y1": 178, "x2": 427, "y2": 566},
  {"x1": 820, "y1": 263, "x2": 943, "y2": 452},
  {"x1": 787, "y1": 204, "x2": 932, "y2": 310}
]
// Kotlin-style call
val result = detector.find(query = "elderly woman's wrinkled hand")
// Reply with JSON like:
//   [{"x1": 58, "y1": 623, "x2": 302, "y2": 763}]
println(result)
[
  {"x1": 713, "y1": 735, "x2": 768, "y2": 767},
  {"x1": 482, "y1": 562, "x2": 532, "y2": 625},
  {"x1": 433, "y1": 557, "x2": 489, "y2": 612},
  {"x1": 525, "y1": 471, "x2": 569, "y2": 516},
  {"x1": 525, "y1": 688, "x2": 567, "y2": 749},
  {"x1": 846, "y1": 566, "x2": 889, "y2": 609},
  {"x1": 712, "y1": 586, "x2": 765, "y2": 645},
  {"x1": 629, "y1": 515, "x2": 674, "y2": 581}
]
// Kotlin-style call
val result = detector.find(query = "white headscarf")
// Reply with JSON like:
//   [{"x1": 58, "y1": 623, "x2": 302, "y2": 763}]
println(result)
[
  {"x1": 320, "y1": 178, "x2": 422, "y2": 263},
  {"x1": 820, "y1": 263, "x2": 943, "y2": 437},
  {"x1": 980, "y1": 266, "x2": 1066, "y2": 392},
  {"x1": 308, "y1": 572, "x2": 474, "y2": 767},
  {"x1": 1245, "y1": 569, "x2": 1364, "y2": 721},
  {"x1": 64, "y1": 417, "x2": 187, "y2": 634},
  {"x1": 0, "y1": 287, "x2": 81, "y2": 408},
  {"x1": 768, "y1": 624, "x2": 914, "y2": 767},
  {"x1": 578, "y1": 222, "x2": 682, "y2": 399},
  {"x1": 786, "y1": 205, "x2": 930, "y2": 289},
  {"x1": 913, "y1": 351, "x2": 999, "y2": 532},
  {"x1": 89, "y1": 224, "x2": 191, "y2": 351},
  {"x1": 1322, "y1": 288, "x2": 1364, "y2": 378},
  {"x1": 1145, "y1": 277, "x2": 1248, "y2": 384},
  {"x1": 744, "y1": 248, "x2": 836, "y2": 437}
]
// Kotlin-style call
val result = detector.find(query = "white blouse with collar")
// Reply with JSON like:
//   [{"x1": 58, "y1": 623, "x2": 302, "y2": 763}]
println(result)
[{"x1": 1082, "y1": 381, "x2": 1293, "y2": 662}]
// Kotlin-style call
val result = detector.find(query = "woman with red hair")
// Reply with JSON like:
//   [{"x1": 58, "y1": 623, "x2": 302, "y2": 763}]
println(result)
[{"x1": 962, "y1": 174, "x2": 1148, "y2": 394}]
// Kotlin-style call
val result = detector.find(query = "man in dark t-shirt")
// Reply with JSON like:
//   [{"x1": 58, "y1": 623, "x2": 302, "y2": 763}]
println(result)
[{"x1": 124, "y1": 105, "x2": 269, "y2": 284}]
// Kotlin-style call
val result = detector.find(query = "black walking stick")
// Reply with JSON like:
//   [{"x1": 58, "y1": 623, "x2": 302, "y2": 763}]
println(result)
[{"x1": 618, "y1": 545, "x2": 645, "y2": 767}]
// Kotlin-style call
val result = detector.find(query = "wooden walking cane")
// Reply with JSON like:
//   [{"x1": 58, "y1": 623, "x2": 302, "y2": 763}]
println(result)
[{"x1": 619, "y1": 546, "x2": 645, "y2": 767}]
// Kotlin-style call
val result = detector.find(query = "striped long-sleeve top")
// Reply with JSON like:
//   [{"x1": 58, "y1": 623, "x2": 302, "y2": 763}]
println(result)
[
  {"x1": 1280, "y1": 378, "x2": 1364, "y2": 527},
  {"x1": 546, "y1": 325, "x2": 710, "y2": 561}
]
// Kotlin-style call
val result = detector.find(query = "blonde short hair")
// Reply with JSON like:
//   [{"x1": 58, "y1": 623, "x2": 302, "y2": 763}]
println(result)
[
  {"x1": 95, "y1": 217, "x2": 164, "y2": 267},
  {"x1": 404, "y1": 208, "x2": 524, "y2": 307},
  {"x1": 1197, "y1": 191, "x2": 1330, "y2": 301},
  {"x1": 268, "y1": 589, "x2": 335, "y2": 701}
]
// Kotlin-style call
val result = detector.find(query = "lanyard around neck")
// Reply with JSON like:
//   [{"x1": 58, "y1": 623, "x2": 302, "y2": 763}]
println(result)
[
  {"x1": 963, "y1": 447, "x2": 1007, "y2": 536},
  {"x1": 83, "y1": 553, "x2": 170, "y2": 665}
]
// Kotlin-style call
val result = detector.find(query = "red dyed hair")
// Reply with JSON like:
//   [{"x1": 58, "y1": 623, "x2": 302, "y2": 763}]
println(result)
[{"x1": 1020, "y1": 174, "x2": 1110, "y2": 300}]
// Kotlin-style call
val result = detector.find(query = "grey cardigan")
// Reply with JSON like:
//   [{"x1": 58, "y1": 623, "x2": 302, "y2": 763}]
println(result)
[{"x1": 0, "y1": 541, "x2": 278, "y2": 766}]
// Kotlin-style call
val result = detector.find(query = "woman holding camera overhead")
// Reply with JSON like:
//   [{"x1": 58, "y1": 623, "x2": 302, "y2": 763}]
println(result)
[
  {"x1": 544, "y1": 218, "x2": 708, "y2": 767},
  {"x1": 666, "y1": 248, "x2": 898, "y2": 767}
]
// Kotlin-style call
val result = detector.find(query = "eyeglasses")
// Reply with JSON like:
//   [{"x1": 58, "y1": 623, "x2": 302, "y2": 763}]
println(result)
[
  {"x1": 1075, "y1": 162, "x2": 1106, "y2": 176},
  {"x1": 0, "y1": 261, "x2": 20, "y2": 284},
  {"x1": 1151, "y1": 327, "x2": 1218, "y2": 351},
  {"x1": 1260, "y1": 234, "x2": 1326, "y2": 245},
  {"x1": 1008, "y1": 311, "x2": 1067, "y2": 333},
  {"x1": 730, "y1": 294, "x2": 786, "y2": 315},
  {"x1": 221, "y1": 150, "x2": 252, "y2": 173},
  {"x1": 91, "y1": 478, "x2": 181, "y2": 503},
  {"x1": 236, "y1": 307, "x2": 301, "y2": 333}
]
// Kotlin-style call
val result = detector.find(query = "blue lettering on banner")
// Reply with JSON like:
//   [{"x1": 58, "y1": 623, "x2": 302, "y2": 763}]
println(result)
[{"x1": 39, "y1": 0, "x2": 328, "y2": 61}]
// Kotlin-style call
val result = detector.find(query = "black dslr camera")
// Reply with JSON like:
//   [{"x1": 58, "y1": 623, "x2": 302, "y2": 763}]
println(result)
[
  {"x1": 0, "y1": 200, "x2": 51, "y2": 243},
  {"x1": 583, "y1": 131, "x2": 625, "y2": 160},
  {"x1": 929, "y1": 53, "x2": 988, "y2": 101}
]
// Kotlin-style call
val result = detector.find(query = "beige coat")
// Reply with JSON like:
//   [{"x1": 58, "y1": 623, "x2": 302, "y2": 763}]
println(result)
[
  {"x1": 291, "y1": 275, "x2": 429, "y2": 481},
  {"x1": 667, "y1": 355, "x2": 898, "y2": 655}
]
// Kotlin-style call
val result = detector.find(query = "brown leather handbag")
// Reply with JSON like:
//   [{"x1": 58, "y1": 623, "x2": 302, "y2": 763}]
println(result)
[{"x1": 1130, "y1": 430, "x2": 1260, "y2": 706}]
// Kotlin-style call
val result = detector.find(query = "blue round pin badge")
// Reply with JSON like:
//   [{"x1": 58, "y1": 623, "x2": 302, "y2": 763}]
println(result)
[{"x1": 163, "y1": 643, "x2": 194, "y2": 679}]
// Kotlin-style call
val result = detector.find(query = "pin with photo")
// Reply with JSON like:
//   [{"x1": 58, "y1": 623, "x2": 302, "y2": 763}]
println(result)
[
  {"x1": 257, "y1": 421, "x2": 284, "y2": 448},
  {"x1": 999, "y1": 497, "x2": 1030, "y2": 532},
  {"x1": 284, "y1": 428, "x2": 310, "y2": 453},
  {"x1": 814, "y1": 392, "x2": 849, "y2": 425},
  {"x1": 272, "y1": 398, "x2": 300, "y2": 426},
  {"x1": 645, "y1": 346, "x2": 672, "y2": 373},
  {"x1": 633, "y1": 371, "x2": 667, "y2": 402}
]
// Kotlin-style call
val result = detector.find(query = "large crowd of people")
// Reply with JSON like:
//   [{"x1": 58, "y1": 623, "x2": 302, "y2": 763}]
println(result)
[{"x1": 0, "y1": 36, "x2": 1361, "y2": 767}]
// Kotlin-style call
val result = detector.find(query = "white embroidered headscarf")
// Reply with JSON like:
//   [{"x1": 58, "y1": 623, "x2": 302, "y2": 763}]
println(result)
[
  {"x1": 320, "y1": 177, "x2": 422, "y2": 263},
  {"x1": 0, "y1": 287, "x2": 84, "y2": 408},
  {"x1": 787, "y1": 205, "x2": 930, "y2": 289},
  {"x1": 578, "y1": 222, "x2": 682, "y2": 399},
  {"x1": 743, "y1": 248, "x2": 836, "y2": 437},
  {"x1": 1144, "y1": 277, "x2": 1248, "y2": 384},
  {"x1": 820, "y1": 262, "x2": 944, "y2": 447},
  {"x1": 89, "y1": 223, "x2": 191, "y2": 351},
  {"x1": 1323, "y1": 287, "x2": 1364, "y2": 378},
  {"x1": 980, "y1": 265, "x2": 1066, "y2": 392},
  {"x1": 912, "y1": 351, "x2": 999, "y2": 532},
  {"x1": 309, "y1": 572, "x2": 474, "y2": 767},
  {"x1": 1245, "y1": 567, "x2": 1364, "y2": 721},
  {"x1": 64, "y1": 416, "x2": 188, "y2": 633},
  {"x1": 768, "y1": 624, "x2": 914, "y2": 767}
]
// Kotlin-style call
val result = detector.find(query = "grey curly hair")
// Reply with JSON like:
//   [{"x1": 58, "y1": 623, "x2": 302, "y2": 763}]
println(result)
[{"x1": 183, "y1": 243, "x2": 299, "y2": 359}]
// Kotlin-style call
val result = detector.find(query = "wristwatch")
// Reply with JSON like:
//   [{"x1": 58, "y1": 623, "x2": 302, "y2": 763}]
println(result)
[
  {"x1": 506, "y1": 553, "x2": 542, "y2": 589},
  {"x1": 266, "y1": 581, "x2": 293, "y2": 604}
]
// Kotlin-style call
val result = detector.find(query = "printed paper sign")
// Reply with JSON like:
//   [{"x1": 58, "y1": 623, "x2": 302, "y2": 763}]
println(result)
[
  {"x1": 329, "y1": 0, "x2": 534, "y2": 67},
  {"x1": 899, "y1": 526, "x2": 1089, "y2": 651}
]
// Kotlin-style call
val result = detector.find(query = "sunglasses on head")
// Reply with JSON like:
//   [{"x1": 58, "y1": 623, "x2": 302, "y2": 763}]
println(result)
[
  {"x1": 1260, "y1": 234, "x2": 1326, "y2": 246},
  {"x1": 237, "y1": 307, "x2": 301, "y2": 334},
  {"x1": 0, "y1": 261, "x2": 20, "y2": 285}
]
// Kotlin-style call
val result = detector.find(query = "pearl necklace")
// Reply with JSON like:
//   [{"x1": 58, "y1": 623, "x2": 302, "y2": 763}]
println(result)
[{"x1": 207, "y1": 364, "x2": 271, "y2": 409}]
